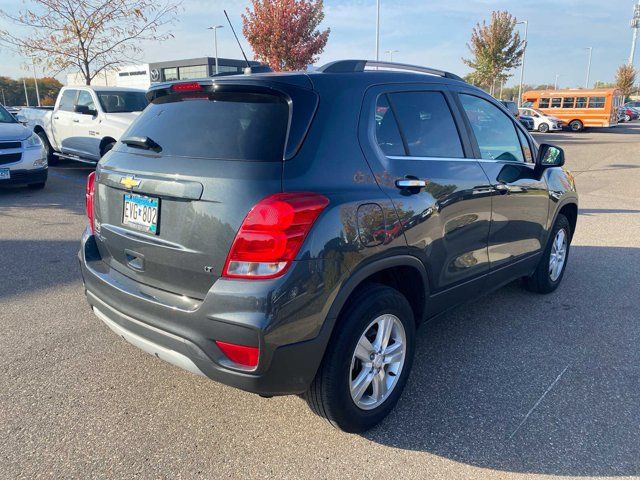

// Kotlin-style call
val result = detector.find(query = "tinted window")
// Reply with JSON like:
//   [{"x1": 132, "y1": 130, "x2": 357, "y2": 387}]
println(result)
[
  {"x1": 551, "y1": 97, "x2": 562, "y2": 108},
  {"x1": 539, "y1": 98, "x2": 550, "y2": 108},
  {"x1": 388, "y1": 91, "x2": 463, "y2": 158},
  {"x1": 516, "y1": 128, "x2": 533, "y2": 163},
  {"x1": 76, "y1": 91, "x2": 96, "y2": 110},
  {"x1": 59, "y1": 90, "x2": 77, "y2": 111},
  {"x1": 124, "y1": 91, "x2": 289, "y2": 161},
  {"x1": 588, "y1": 96, "x2": 605, "y2": 108},
  {"x1": 562, "y1": 97, "x2": 575, "y2": 108},
  {"x1": 375, "y1": 95, "x2": 404, "y2": 156},
  {"x1": 459, "y1": 94, "x2": 524, "y2": 162},
  {"x1": 576, "y1": 97, "x2": 587, "y2": 108},
  {"x1": 97, "y1": 91, "x2": 148, "y2": 113}
]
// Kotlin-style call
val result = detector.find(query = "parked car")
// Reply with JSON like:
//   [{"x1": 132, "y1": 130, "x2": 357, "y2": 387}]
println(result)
[
  {"x1": 4, "y1": 106, "x2": 22, "y2": 117},
  {"x1": 623, "y1": 100, "x2": 640, "y2": 109},
  {"x1": 500, "y1": 100, "x2": 520, "y2": 117},
  {"x1": 19, "y1": 86, "x2": 148, "y2": 165},
  {"x1": 619, "y1": 106, "x2": 639, "y2": 122},
  {"x1": 518, "y1": 114, "x2": 535, "y2": 131},
  {"x1": 519, "y1": 107, "x2": 563, "y2": 132},
  {"x1": 0, "y1": 104, "x2": 47, "y2": 189},
  {"x1": 79, "y1": 60, "x2": 578, "y2": 433}
]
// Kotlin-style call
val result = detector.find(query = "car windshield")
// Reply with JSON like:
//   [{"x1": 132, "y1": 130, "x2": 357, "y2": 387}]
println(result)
[
  {"x1": 96, "y1": 91, "x2": 148, "y2": 113},
  {"x1": 0, "y1": 105, "x2": 17, "y2": 123}
]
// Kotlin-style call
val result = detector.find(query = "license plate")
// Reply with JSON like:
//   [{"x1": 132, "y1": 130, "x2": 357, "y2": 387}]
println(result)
[
  {"x1": 123, "y1": 193, "x2": 159, "y2": 234},
  {"x1": 0, "y1": 168, "x2": 9, "y2": 180}
]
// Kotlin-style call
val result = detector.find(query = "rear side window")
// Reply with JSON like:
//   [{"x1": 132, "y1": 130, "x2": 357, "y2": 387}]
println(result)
[
  {"x1": 383, "y1": 91, "x2": 464, "y2": 158},
  {"x1": 459, "y1": 94, "x2": 524, "y2": 162},
  {"x1": 562, "y1": 97, "x2": 575, "y2": 108},
  {"x1": 123, "y1": 91, "x2": 289, "y2": 161},
  {"x1": 576, "y1": 97, "x2": 587, "y2": 108},
  {"x1": 550, "y1": 98, "x2": 562, "y2": 108},
  {"x1": 539, "y1": 98, "x2": 550, "y2": 108},
  {"x1": 588, "y1": 96, "x2": 605, "y2": 108},
  {"x1": 59, "y1": 90, "x2": 77, "y2": 111},
  {"x1": 375, "y1": 95, "x2": 404, "y2": 156}
]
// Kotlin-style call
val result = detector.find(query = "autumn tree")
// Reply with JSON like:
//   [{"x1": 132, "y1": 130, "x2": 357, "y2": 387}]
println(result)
[
  {"x1": 463, "y1": 11, "x2": 525, "y2": 96},
  {"x1": 242, "y1": 0, "x2": 330, "y2": 71},
  {"x1": 615, "y1": 64, "x2": 637, "y2": 100},
  {"x1": 0, "y1": 0, "x2": 180, "y2": 85}
]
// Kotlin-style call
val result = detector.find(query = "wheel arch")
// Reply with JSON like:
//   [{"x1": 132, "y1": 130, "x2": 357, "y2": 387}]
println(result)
[
  {"x1": 557, "y1": 202, "x2": 578, "y2": 240},
  {"x1": 99, "y1": 136, "x2": 116, "y2": 156}
]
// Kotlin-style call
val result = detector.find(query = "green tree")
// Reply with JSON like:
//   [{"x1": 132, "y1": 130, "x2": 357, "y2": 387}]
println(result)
[
  {"x1": 0, "y1": 76, "x2": 62, "y2": 106},
  {"x1": 463, "y1": 11, "x2": 525, "y2": 96},
  {"x1": 615, "y1": 64, "x2": 637, "y2": 100}
]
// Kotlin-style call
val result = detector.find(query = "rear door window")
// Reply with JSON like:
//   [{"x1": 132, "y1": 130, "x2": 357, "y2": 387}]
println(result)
[
  {"x1": 375, "y1": 95, "x2": 405, "y2": 156},
  {"x1": 123, "y1": 91, "x2": 290, "y2": 161},
  {"x1": 58, "y1": 90, "x2": 78, "y2": 112},
  {"x1": 386, "y1": 91, "x2": 464, "y2": 158}
]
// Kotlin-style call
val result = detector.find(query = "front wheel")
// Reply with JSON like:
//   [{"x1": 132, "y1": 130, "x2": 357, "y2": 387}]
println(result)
[
  {"x1": 538, "y1": 122, "x2": 550, "y2": 133},
  {"x1": 304, "y1": 284, "x2": 416, "y2": 432},
  {"x1": 36, "y1": 131, "x2": 57, "y2": 165},
  {"x1": 625, "y1": 114, "x2": 632, "y2": 122},
  {"x1": 524, "y1": 214, "x2": 571, "y2": 293},
  {"x1": 569, "y1": 120, "x2": 584, "y2": 132}
]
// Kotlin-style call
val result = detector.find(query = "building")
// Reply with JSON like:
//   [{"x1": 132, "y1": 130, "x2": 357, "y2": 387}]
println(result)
[{"x1": 66, "y1": 57, "x2": 260, "y2": 90}]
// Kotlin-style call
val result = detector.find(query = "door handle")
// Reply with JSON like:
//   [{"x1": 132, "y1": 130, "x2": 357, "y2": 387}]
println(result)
[
  {"x1": 53, "y1": 116, "x2": 59, "y2": 119},
  {"x1": 494, "y1": 183, "x2": 510, "y2": 195},
  {"x1": 396, "y1": 177, "x2": 427, "y2": 189},
  {"x1": 73, "y1": 119, "x2": 80, "y2": 123}
]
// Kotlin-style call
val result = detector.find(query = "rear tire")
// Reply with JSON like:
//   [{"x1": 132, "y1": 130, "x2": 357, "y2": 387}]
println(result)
[
  {"x1": 36, "y1": 131, "x2": 57, "y2": 165},
  {"x1": 538, "y1": 123, "x2": 549, "y2": 133},
  {"x1": 569, "y1": 120, "x2": 583, "y2": 132},
  {"x1": 524, "y1": 214, "x2": 571, "y2": 294},
  {"x1": 304, "y1": 283, "x2": 415, "y2": 433},
  {"x1": 625, "y1": 114, "x2": 631, "y2": 122}
]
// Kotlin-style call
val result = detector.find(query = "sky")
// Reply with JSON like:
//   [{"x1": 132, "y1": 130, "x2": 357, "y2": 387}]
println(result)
[{"x1": 0, "y1": 0, "x2": 638, "y2": 88}]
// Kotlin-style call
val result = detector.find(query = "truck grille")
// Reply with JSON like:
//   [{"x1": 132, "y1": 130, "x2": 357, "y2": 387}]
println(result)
[
  {"x1": 0, "y1": 153, "x2": 22, "y2": 165},
  {"x1": 0, "y1": 141, "x2": 22, "y2": 150}
]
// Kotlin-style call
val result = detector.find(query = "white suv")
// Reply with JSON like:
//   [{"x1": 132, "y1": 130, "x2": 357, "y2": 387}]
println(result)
[
  {"x1": 0, "y1": 105, "x2": 47, "y2": 189},
  {"x1": 519, "y1": 107, "x2": 563, "y2": 133}
]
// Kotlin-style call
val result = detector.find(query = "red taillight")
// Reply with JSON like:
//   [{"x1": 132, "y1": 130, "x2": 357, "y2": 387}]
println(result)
[
  {"x1": 86, "y1": 171, "x2": 96, "y2": 234},
  {"x1": 171, "y1": 82, "x2": 203, "y2": 92},
  {"x1": 215, "y1": 341, "x2": 259, "y2": 368},
  {"x1": 222, "y1": 193, "x2": 329, "y2": 279}
]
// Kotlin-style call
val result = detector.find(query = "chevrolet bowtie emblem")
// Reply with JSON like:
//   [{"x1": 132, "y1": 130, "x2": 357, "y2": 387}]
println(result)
[{"x1": 120, "y1": 176, "x2": 141, "y2": 189}]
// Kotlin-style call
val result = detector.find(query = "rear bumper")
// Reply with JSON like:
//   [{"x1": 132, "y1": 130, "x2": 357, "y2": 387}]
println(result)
[
  {"x1": 0, "y1": 167, "x2": 47, "y2": 186},
  {"x1": 79, "y1": 229, "x2": 333, "y2": 396}
]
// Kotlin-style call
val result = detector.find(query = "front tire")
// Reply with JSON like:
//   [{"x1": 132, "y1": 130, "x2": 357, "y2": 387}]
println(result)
[
  {"x1": 304, "y1": 284, "x2": 416, "y2": 433},
  {"x1": 538, "y1": 122, "x2": 550, "y2": 133},
  {"x1": 524, "y1": 214, "x2": 571, "y2": 294}
]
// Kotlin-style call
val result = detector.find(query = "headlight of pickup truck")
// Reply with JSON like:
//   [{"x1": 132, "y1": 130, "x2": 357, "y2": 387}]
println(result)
[{"x1": 24, "y1": 132, "x2": 43, "y2": 149}]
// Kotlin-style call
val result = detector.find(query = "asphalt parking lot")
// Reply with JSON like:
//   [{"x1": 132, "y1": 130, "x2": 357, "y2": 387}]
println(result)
[{"x1": 1, "y1": 125, "x2": 639, "y2": 479}]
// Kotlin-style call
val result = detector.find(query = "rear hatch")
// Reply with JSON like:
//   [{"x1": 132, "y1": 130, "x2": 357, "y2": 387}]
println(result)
[{"x1": 93, "y1": 78, "x2": 317, "y2": 299}]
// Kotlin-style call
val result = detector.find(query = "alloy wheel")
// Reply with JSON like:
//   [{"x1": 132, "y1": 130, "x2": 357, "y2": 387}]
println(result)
[{"x1": 549, "y1": 228, "x2": 568, "y2": 282}]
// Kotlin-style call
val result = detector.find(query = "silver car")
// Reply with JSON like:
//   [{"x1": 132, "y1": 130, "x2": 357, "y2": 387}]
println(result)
[{"x1": 0, "y1": 104, "x2": 48, "y2": 189}]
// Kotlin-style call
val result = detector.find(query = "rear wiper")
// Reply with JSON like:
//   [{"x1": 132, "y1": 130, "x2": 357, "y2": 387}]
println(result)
[{"x1": 121, "y1": 136, "x2": 162, "y2": 153}]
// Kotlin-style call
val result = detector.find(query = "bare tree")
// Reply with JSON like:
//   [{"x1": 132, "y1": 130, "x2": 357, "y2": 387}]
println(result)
[
  {"x1": 463, "y1": 11, "x2": 524, "y2": 96},
  {"x1": 0, "y1": 0, "x2": 180, "y2": 85},
  {"x1": 615, "y1": 64, "x2": 637, "y2": 100}
]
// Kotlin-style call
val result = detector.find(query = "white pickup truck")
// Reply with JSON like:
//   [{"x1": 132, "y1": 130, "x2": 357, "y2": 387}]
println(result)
[{"x1": 19, "y1": 86, "x2": 148, "y2": 164}]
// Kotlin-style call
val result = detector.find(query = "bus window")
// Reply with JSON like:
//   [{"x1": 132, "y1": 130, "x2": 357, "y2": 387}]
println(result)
[
  {"x1": 588, "y1": 97, "x2": 605, "y2": 108},
  {"x1": 551, "y1": 98, "x2": 562, "y2": 108},
  {"x1": 562, "y1": 97, "x2": 575, "y2": 108},
  {"x1": 539, "y1": 98, "x2": 550, "y2": 108},
  {"x1": 576, "y1": 97, "x2": 587, "y2": 108}
]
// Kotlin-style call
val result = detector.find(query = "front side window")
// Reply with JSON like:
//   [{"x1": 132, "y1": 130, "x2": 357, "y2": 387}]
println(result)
[
  {"x1": 550, "y1": 97, "x2": 562, "y2": 108},
  {"x1": 76, "y1": 91, "x2": 96, "y2": 111},
  {"x1": 588, "y1": 96, "x2": 605, "y2": 108},
  {"x1": 562, "y1": 97, "x2": 575, "y2": 108},
  {"x1": 576, "y1": 97, "x2": 587, "y2": 108},
  {"x1": 459, "y1": 94, "x2": 524, "y2": 162},
  {"x1": 387, "y1": 91, "x2": 463, "y2": 158},
  {"x1": 58, "y1": 90, "x2": 77, "y2": 111},
  {"x1": 375, "y1": 95, "x2": 404, "y2": 156},
  {"x1": 539, "y1": 98, "x2": 550, "y2": 108},
  {"x1": 516, "y1": 128, "x2": 533, "y2": 163}
]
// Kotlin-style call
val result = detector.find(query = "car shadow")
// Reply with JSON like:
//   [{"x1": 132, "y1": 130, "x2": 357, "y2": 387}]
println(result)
[{"x1": 364, "y1": 245, "x2": 640, "y2": 477}]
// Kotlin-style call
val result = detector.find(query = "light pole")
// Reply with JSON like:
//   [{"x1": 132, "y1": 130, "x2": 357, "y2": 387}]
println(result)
[
  {"x1": 629, "y1": 0, "x2": 640, "y2": 65},
  {"x1": 32, "y1": 60, "x2": 41, "y2": 107},
  {"x1": 384, "y1": 49, "x2": 398, "y2": 62},
  {"x1": 516, "y1": 20, "x2": 528, "y2": 107},
  {"x1": 208, "y1": 25, "x2": 224, "y2": 75},
  {"x1": 375, "y1": 0, "x2": 380, "y2": 61},
  {"x1": 585, "y1": 47, "x2": 593, "y2": 89},
  {"x1": 554, "y1": 74, "x2": 560, "y2": 90},
  {"x1": 22, "y1": 78, "x2": 29, "y2": 107}
]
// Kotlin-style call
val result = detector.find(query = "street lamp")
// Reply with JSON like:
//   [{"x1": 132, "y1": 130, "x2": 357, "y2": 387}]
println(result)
[
  {"x1": 32, "y1": 59, "x2": 41, "y2": 107},
  {"x1": 516, "y1": 20, "x2": 528, "y2": 107},
  {"x1": 207, "y1": 25, "x2": 224, "y2": 75},
  {"x1": 554, "y1": 74, "x2": 560, "y2": 90},
  {"x1": 375, "y1": 0, "x2": 381, "y2": 61},
  {"x1": 384, "y1": 49, "x2": 398, "y2": 62},
  {"x1": 584, "y1": 47, "x2": 593, "y2": 89}
]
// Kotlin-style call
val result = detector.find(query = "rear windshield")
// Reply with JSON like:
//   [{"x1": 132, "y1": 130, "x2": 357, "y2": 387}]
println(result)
[{"x1": 123, "y1": 91, "x2": 289, "y2": 161}]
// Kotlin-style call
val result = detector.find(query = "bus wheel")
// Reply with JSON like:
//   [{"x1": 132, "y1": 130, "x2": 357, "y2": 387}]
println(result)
[
  {"x1": 538, "y1": 123, "x2": 549, "y2": 133},
  {"x1": 569, "y1": 120, "x2": 583, "y2": 132}
]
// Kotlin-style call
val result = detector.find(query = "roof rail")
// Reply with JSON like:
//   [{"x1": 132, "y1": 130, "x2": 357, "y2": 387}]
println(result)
[{"x1": 316, "y1": 60, "x2": 465, "y2": 82}]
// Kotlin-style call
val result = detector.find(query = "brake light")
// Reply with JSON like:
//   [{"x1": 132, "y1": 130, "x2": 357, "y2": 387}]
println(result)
[
  {"x1": 85, "y1": 171, "x2": 96, "y2": 234},
  {"x1": 215, "y1": 341, "x2": 259, "y2": 368},
  {"x1": 222, "y1": 193, "x2": 329, "y2": 279},
  {"x1": 171, "y1": 82, "x2": 203, "y2": 92}
]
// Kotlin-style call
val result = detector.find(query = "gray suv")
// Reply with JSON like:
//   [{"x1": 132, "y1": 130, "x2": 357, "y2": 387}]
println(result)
[{"x1": 79, "y1": 60, "x2": 578, "y2": 432}]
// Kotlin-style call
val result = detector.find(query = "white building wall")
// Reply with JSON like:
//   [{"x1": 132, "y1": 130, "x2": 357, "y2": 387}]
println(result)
[{"x1": 66, "y1": 64, "x2": 149, "y2": 90}]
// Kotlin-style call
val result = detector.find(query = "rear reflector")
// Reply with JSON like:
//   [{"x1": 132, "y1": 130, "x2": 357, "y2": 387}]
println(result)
[
  {"x1": 222, "y1": 192, "x2": 329, "y2": 279},
  {"x1": 215, "y1": 341, "x2": 259, "y2": 367},
  {"x1": 86, "y1": 171, "x2": 96, "y2": 234},
  {"x1": 171, "y1": 82, "x2": 203, "y2": 92}
]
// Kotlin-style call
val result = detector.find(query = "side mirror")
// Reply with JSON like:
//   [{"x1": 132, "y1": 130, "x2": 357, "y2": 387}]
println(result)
[
  {"x1": 74, "y1": 104, "x2": 97, "y2": 116},
  {"x1": 536, "y1": 143, "x2": 565, "y2": 168}
]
